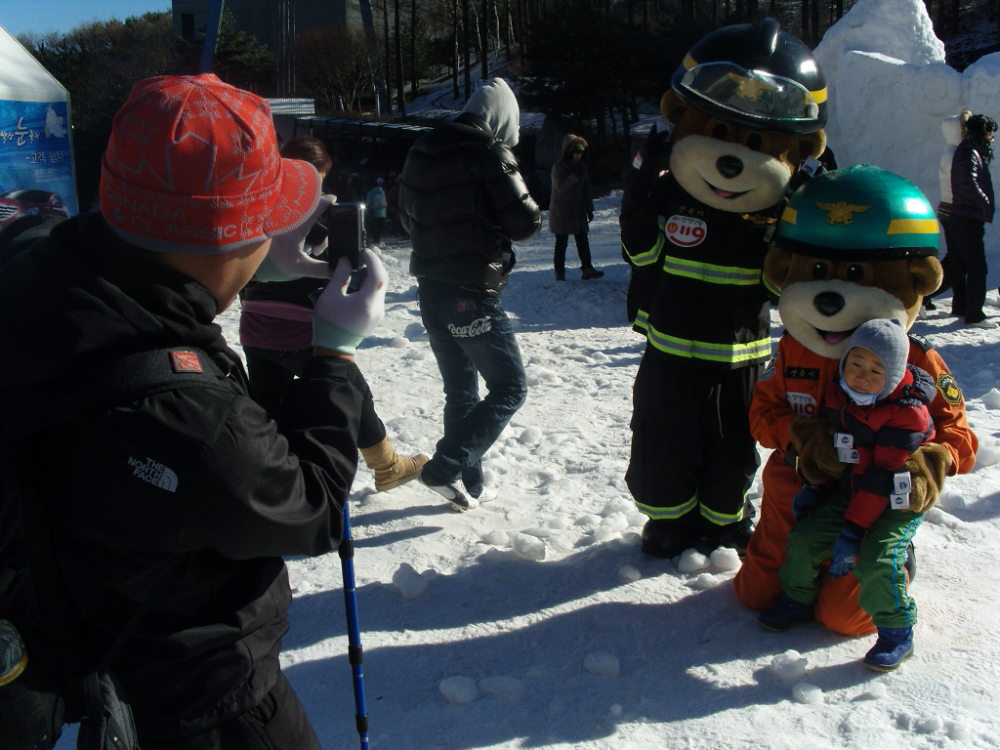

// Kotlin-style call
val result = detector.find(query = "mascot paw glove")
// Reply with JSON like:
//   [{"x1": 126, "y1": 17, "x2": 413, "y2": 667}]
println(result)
[
  {"x1": 312, "y1": 248, "x2": 388, "y2": 355},
  {"x1": 828, "y1": 528, "x2": 862, "y2": 579},
  {"x1": 792, "y1": 483, "x2": 824, "y2": 523},
  {"x1": 789, "y1": 416, "x2": 846, "y2": 484},
  {"x1": 255, "y1": 195, "x2": 337, "y2": 282},
  {"x1": 903, "y1": 443, "x2": 951, "y2": 514}
]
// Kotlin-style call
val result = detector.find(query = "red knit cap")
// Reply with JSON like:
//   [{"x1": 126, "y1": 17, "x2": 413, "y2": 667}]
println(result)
[{"x1": 99, "y1": 74, "x2": 321, "y2": 253}]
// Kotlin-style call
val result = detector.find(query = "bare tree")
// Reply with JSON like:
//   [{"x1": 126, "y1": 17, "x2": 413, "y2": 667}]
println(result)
[{"x1": 295, "y1": 26, "x2": 373, "y2": 113}]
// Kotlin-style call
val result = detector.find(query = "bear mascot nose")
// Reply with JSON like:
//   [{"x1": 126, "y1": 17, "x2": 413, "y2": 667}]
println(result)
[
  {"x1": 716, "y1": 155, "x2": 744, "y2": 179},
  {"x1": 813, "y1": 291, "x2": 845, "y2": 317}
]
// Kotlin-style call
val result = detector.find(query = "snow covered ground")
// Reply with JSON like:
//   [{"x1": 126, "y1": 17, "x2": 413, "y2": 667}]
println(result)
[
  {"x1": 224, "y1": 195, "x2": 1000, "y2": 750},
  {"x1": 51, "y1": 0, "x2": 1000, "y2": 746}
]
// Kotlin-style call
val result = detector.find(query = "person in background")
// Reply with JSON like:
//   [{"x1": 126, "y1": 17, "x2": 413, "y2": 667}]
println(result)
[
  {"x1": 0, "y1": 73, "x2": 388, "y2": 749},
  {"x1": 548, "y1": 134, "x2": 603, "y2": 281},
  {"x1": 385, "y1": 171, "x2": 404, "y2": 238},
  {"x1": 398, "y1": 77, "x2": 541, "y2": 510},
  {"x1": 240, "y1": 136, "x2": 427, "y2": 492},
  {"x1": 365, "y1": 177, "x2": 388, "y2": 246},
  {"x1": 759, "y1": 320, "x2": 937, "y2": 672},
  {"x1": 930, "y1": 113, "x2": 997, "y2": 328},
  {"x1": 925, "y1": 109, "x2": 971, "y2": 314}
]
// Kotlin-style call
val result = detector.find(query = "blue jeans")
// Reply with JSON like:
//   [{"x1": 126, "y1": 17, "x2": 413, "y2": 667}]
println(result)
[{"x1": 419, "y1": 292, "x2": 527, "y2": 495}]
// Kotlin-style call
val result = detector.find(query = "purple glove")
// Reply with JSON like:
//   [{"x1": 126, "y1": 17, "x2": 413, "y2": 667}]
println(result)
[
  {"x1": 792, "y1": 483, "x2": 823, "y2": 523},
  {"x1": 828, "y1": 529, "x2": 862, "y2": 579},
  {"x1": 312, "y1": 247, "x2": 388, "y2": 355}
]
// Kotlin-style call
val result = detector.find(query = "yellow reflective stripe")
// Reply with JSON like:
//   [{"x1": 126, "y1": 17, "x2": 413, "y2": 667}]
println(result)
[
  {"x1": 781, "y1": 206, "x2": 797, "y2": 224},
  {"x1": 625, "y1": 232, "x2": 664, "y2": 267},
  {"x1": 700, "y1": 502, "x2": 746, "y2": 526},
  {"x1": 683, "y1": 53, "x2": 697, "y2": 70},
  {"x1": 633, "y1": 309, "x2": 650, "y2": 332},
  {"x1": 636, "y1": 496, "x2": 698, "y2": 521},
  {"x1": 763, "y1": 273, "x2": 782, "y2": 299},
  {"x1": 811, "y1": 86, "x2": 828, "y2": 105},
  {"x1": 662, "y1": 254, "x2": 761, "y2": 285},
  {"x1": 887, "y1": 218, "x2": 938, "y2": 235},
  {"x1": 645, "y1": 326, "x2": 771, "y2": 363}
]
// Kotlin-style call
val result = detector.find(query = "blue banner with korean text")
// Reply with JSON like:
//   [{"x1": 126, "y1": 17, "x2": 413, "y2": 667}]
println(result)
[{"x1": 0, "y1": 98, "x2": 77, "y2": 230}]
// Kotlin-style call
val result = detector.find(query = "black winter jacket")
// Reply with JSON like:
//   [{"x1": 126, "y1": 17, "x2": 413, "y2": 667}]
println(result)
[
  {"x1": 951, "y1": 139, "x2": 995, "y2": 224},
  {"x1": 398, "y1": 113, "x2": 541, "y2": 297},
  {"x1": 0, "y1": 213, "x2": 363, "y2": 740}
]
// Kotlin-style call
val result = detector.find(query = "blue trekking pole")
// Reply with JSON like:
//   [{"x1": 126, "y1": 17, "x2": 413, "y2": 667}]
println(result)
[{"x1": 339, "y1": 503, "x2": 370, "y2": 750}]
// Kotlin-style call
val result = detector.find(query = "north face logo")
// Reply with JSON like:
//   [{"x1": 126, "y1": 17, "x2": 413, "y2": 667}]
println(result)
[{"x1": 127, "y1": 456, "x2": 178, "y2": 492}]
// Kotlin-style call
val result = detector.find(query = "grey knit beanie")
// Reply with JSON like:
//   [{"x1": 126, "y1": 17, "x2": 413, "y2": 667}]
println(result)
[{"x1": 839, "y1": 318, "x2": 909, "y2": 400}]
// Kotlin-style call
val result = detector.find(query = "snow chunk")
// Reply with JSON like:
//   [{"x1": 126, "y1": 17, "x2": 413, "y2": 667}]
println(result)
[
  {"x1": 519, "y1": 426, "x2": 544, "y2": 446},
  {"x1": 859, "y1": 683, "x2": 888, "y2": 700},
  {"x1": 916, "y1": 716, "x2": 945, "y2": 734},
  {"x1": 483, "y1": 529, "x2": 510, "y2": 546},
  {"x1": 618, "y1": 564, "x2": 642, "y2": 582},
  {"x1": 676, "y1": 548, "x2": 711, "y2": 574},
  {"x1": 710, "y1": 547, "x2": 741, "y2": 571},
  {"x1": 975, "y1": 443, "x2": 1000, "y2": 468},
  {"x1": 389, "y1": 336, "x2": 409, "y2": 349},
  {"x1": 792, "y1": 682, "x2": 824, "y2": 704},
  {"x1": 594, "y1": 512, "x2": 629, "y2": 541},
  {"x1": 392, "y1": 563, "x2": 429, "y2": 600},
  {"x1": 768, "y1": 650, "x2": 809, "y2": 679},
  {"x1": 512, "y1": 532, "x2": 547, "y2": 561},
  {"x1": 440, "y1": 676, "x2": 480, "y2": 705},
  {"x1": 935, "y1": 491, "x2": 967, "y2": 513},
  {"x1": 583, "y1": 651, "x2": 620, "y2": 677},
  {"x1": 981, "y1": 388, "x2": 1000, "y2": 409},
  {"x1": 479, "y1": 675, "x2": 525, "y2": 701},
  {"x1": 600, "y1": 497, "x2": 635, "y2": 517},
  {"x1": 686, "y1": 572, "x2": 720, "y2": 591}
]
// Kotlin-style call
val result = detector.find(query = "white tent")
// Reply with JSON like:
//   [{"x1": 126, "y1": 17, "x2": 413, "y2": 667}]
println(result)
[{"x1": 0, "y1": 24, "x2": 78, "y2": 225}]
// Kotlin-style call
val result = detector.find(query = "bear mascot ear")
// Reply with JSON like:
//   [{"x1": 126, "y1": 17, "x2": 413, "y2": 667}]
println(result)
[
  {"x1": 795, "y1": 131, "x2": 827, "y2": 164},
  {"x1": 763, "y1": 246, "x2": 795, "y2": 295},
  {"x1": 660, "y1": 90, "x2": 690, "y2": 125},
  {"x1": 909, "y1": 256, "x2": 944, "y2": 298}
]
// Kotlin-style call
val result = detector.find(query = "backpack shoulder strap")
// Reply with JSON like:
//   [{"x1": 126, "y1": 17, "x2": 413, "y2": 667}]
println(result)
[{"x1": 1, "y1": 347, "x2": 234, "y2": 438}]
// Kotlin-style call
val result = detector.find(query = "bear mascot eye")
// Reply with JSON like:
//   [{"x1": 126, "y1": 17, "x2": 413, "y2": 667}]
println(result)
[
  {"x1": 711, "y1": 122, "x2": 729, "y2": 140},
  {"x1": 845, "y1": 263, "x2": 866, "y2": 282},
  {"x1": 745, "y1": 133, "x2": 763, "y2": 151},
  {"x1": 811, "y1": 261, "x2": 830, "y2": 280}
]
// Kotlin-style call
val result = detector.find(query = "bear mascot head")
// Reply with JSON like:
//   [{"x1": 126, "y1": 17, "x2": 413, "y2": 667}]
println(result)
[{"x1": 660, "y1": 17, "x2": 828, "y2": 216}]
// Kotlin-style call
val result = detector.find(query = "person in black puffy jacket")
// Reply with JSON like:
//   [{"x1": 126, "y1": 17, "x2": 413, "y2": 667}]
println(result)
[
  {"x1": 398, "y1": 77, "x2": 541, "y2": 510},
  {"x1": 0, "y1": 74, "x2": 388, "y2": 750},
  {"x1": 931, "y1": 113, "x2": 997, "y2": 328}
]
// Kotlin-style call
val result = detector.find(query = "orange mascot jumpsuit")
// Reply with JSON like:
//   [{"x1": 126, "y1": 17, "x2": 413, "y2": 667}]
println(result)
[{"x1": 733, "y1": 331, "x2": 977, "y2": 635}]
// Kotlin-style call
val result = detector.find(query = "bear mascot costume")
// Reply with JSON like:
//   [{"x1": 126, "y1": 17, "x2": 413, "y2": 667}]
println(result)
[
  {"x1": 733, "y1": 164, "x2": 979, "y2": 636},
  {"x1": 620, "y1": 19, "x2": 829, "y2": 558}
]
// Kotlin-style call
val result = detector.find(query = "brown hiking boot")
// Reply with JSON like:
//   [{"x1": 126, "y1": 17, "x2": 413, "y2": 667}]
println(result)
[
  {"x1": 581, "y1": 267, "x2": 604, "y2": 280},
  {"x1": 360, "y1": 436, "x2": 429, "y2": 491}
]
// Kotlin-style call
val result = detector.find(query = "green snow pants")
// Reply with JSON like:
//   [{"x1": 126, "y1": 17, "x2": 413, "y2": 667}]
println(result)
[{"x1": 779, "y1": 492, "x2": 923, "y2": 629}]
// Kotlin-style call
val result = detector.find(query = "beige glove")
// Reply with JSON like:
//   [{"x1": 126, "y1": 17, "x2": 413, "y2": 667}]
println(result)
[
  {"x1": 788, "y1": 416, "x2": 847, "y2": 485},
  {"x1": 902, "y1": 443, "x2": 951, "y2": 514}
]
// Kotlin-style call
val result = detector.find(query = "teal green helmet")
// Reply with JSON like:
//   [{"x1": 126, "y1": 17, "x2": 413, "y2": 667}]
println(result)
[{"x1": 776, "y1": 164, "x2": 939, "y2": 260}]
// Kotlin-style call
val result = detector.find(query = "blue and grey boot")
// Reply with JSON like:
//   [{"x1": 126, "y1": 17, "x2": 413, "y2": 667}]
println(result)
[
  {"x1": 758, "y1": 593, "x2": 815, "y2": 631},
  {"x1": 863, "y1": 626, "x2": 914, "y2": 671}
]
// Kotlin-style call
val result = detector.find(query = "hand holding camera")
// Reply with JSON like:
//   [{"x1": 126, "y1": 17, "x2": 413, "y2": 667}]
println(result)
[
  {"x1": 255, "y1": 194, "x2": 337, "y2": 282},
  {"x1": 312, "y1": 247, "x2": 388, "y2": 355}
]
